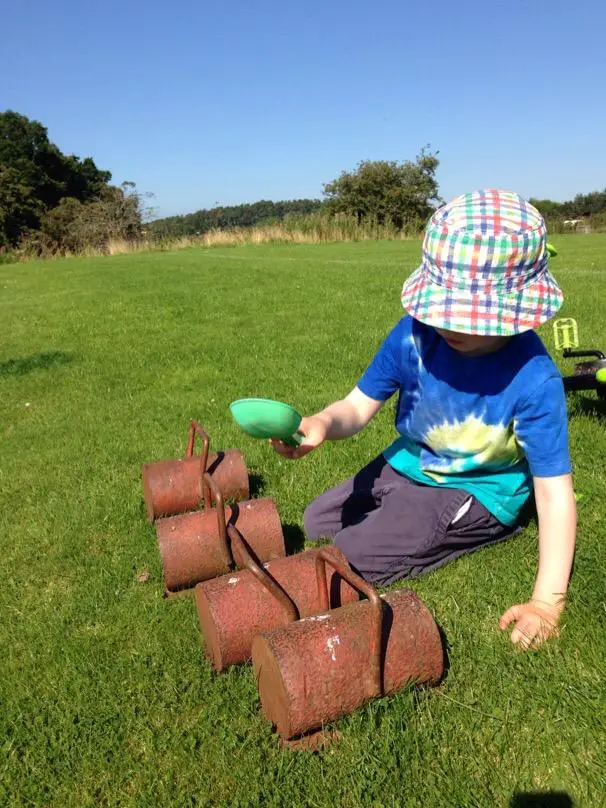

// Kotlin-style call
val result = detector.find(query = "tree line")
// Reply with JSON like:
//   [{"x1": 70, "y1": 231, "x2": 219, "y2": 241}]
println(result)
[
  {"x1": 0, "y1": 111, "x2": 147, "y2": 256},
  {"x1": 2, "y1": 110, "x2": 605, "y2": 257},
  {"x1": 149, "y1": 198, "x2": 325, "y2": 238},
  {"x1": 529, "y1": 191, "x2": 606, "y2": 221},
  {"x1": 149, "y1": 149, "x2": 441, "y2": 239}
]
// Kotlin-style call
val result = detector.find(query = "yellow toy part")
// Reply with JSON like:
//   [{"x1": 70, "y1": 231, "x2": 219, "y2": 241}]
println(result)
[{"x1": 553, "y1": 318, "x2": 579, "y2": 351}]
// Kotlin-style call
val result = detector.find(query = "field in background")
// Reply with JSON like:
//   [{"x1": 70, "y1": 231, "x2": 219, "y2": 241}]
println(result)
[
  {"x1": 7, "y1": 211, "x2": 606, "y2": 263},
  {"x1": 4, "y1": 214, "x2": 416, "y2": 263},
  {"x1": 1, "y1": 236, "x2": 605, "y2": 806},
  {"x1": 108, "y1": 215, "x2": 415, "y2": 256}
]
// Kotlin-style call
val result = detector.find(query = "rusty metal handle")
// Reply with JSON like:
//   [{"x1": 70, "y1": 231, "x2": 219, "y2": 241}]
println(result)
[
  {"x1": 226, "y1": 524, "x2": 298, "y2": 624},
  {"x1": 315, "y1": 548, "x2": 383, "y2": 696},
  {"x1": 200, "y1": 471, "x2": 232, "y2": 570},
  {"x1": 186, "y1": 421, "x2": 210, "y2": 477}
]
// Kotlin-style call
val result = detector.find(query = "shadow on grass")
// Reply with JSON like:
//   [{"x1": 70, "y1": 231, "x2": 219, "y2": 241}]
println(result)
[
  {"x1": 569, "y1": 394, "x2": 606, "y2": 419},
  {"x1": 248, "y1": 473, "x2": 264, "y2": 497},
  {"x1": 436, "y1": 623, "x2": 450, "y2": 681},
  {"x1": 510, "y1": 793, "x2": 574, "y2": 808},
  {"x1": 282, "y1": 523, "x2": 306, "y2": 555},
  {"x1": 517, "y1": 495, "x2": 538, "y2": 530},
  {"x1": 0, "y1": 351, "x2": 73, "y2": 378}
]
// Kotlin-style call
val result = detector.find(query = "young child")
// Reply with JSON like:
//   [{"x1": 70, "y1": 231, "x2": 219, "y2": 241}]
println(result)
[{"x1": 271, "y1": 189, "x2": 576, "y2": 650}]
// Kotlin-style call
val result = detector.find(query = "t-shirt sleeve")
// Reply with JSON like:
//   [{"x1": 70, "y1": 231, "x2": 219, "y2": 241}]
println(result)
[
  {"x1": 357, "y1": 320, "x2": 407, "y2": 401},
  {"x1": 514, "y1": 375, "x2": 572, "y2": 477}
]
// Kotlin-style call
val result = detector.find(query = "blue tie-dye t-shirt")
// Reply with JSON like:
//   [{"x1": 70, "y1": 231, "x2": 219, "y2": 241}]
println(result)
[{"x1": 357, "y1": 316, "x2": 571, "y2": 525}]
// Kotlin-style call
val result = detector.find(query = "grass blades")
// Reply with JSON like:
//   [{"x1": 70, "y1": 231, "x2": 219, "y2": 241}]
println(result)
[{"x1": 1, "y1": 236, "x2": 605, "y2": 807}]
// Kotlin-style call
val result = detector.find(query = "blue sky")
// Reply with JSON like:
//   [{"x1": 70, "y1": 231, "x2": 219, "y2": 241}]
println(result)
[{"x1": 2, "y1": 0, "x2": 605, "y2": 218}]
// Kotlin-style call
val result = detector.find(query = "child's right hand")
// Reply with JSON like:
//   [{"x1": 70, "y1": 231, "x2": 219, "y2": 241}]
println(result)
[{"x1": 269, "y1": 415, "x2": 329, "y2": 460}]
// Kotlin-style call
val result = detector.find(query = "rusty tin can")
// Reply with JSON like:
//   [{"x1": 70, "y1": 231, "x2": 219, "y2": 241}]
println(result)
[
  {"x1": 142, "y1": 422, "x2": 249, "y2": 520},
  {"x1": 196, "y1": 540, "x2": 360, "y2": 671},
  {"x1": 157, "y1": 474, "x2": 285, "y2": 594},
  {"x1": 252, "y1": 550, "x2": 444, "y2": 741}
]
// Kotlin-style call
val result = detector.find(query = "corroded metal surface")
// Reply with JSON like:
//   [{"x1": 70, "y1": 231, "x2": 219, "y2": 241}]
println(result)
[
  {"x1": 226, "y1": 524, "x2": 299, "y2": 623},
  {"x1": 195, "y1": 546, "x2": 360, "y2": 672},
  {"x1": 156, "y1": 496, "x2": 285, "y2": 594},
  {"x1": 252, "y1": 587, "x2": 444, "y2": 741},
  {"x1": 141, "y1": 422, "x2": 249, "y2": 520}
]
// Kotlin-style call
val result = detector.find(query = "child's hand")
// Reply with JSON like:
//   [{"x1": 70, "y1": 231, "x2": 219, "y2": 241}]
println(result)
[
  {"x1": 269, "y1": 415, "x2": 329, "y2": 460},
  {"x1": 499, "y1": 599, "x2": 563, "y2": 649}
]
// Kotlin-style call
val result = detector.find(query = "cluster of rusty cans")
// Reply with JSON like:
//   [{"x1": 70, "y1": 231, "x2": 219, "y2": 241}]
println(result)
[{"x1": 141, "y1": 421, "x2": 445, "y2": 749}]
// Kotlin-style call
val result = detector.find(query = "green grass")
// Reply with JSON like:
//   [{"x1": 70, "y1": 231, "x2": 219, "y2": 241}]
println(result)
[{"x1": 1, "y1": 236, "x2": 605, "y2": 807}]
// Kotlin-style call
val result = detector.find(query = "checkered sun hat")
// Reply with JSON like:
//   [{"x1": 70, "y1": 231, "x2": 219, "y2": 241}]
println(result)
[{"x1": 400, "y1": 189, "x2": 563, "y2": 336}]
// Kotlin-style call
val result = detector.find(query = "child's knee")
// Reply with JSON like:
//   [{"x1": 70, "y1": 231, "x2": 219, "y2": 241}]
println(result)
[
  {"x1": 334, "y1": 524, "x2": 408, "y2": 586},
  {"x1": 334, "y1": 530, "x2": 373, "y2": 577}
]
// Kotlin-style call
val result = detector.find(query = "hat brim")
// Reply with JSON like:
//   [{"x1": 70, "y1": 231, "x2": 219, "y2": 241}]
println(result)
[{"x1": 401, "y1": 264, "x2": 563, "y2": 336}]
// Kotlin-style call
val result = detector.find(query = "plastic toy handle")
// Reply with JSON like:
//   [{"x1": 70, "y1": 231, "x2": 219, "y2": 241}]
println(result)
[
  {"x1": 562, "y1": 348, "x2": 605, "y2": 361},
  {"x1": 315, "y1": 549, "x2": 383, "y2": 697},
  {"x1": 553, "y1": 318, "x2": 579, "y2": 352},
  {"x1": 281, "y1": 433, "x2": 302, "y2": 448}
]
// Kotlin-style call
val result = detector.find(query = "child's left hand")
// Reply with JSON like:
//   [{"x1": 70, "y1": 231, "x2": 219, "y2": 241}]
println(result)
[{"x1": 499, "y1": 599, "x2": 563, "y2": 649}]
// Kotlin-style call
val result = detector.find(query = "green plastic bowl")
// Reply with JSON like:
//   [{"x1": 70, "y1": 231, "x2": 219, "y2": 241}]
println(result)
[{"x1": 229, "y1": 398, "x2": 303, "y2": 447}]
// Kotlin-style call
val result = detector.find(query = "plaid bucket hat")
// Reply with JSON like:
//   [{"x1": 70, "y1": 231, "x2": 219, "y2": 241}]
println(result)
[{"x1": 400, "y1": 189, "x2": 563, "y2": 336}]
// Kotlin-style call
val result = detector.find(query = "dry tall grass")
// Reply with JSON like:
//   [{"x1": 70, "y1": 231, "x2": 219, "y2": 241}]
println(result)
[
  {"x1": 15, "y1": 208, "x2": 606, "y2": 262},
  {"x1": 12, "y1": 214, "x2": 417, "y2": 261},
  {"x1": 122, "y1": 214, "x2": 416, "y2": 255}
]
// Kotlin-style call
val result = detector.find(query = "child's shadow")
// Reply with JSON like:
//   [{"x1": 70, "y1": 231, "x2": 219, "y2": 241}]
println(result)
[{"x1": 0, "y1": 351, "x2": 72, "y2": 378}]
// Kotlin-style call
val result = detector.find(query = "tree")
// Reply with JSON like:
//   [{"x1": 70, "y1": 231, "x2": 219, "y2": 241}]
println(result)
[
  {"x1": 0, "y1": 165, "x2": 42, "y2": 248},
  {"x1": 21, "y1": 182, "x2": 146, "y2": 256},
  {"x1": 323, "y1": 148, "x2": 441, "y2": 230},
  {"x1": 568, "y1": 189, "x2": 606, "y2": 217},
  {"x1": 0, "y1": 110, "x2": 112, "y2": 246},
  {"x1": 529, "y1": 198, "x2": 565, "y2": 219},
  {"x1": 148, "y1": 198, "x2": 325, "y2": 238},
  {"x1": 530, "y1": 190, "x2": 606, "y2": 222}
]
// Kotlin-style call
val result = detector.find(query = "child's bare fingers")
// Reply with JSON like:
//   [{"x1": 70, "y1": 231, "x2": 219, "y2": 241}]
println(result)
[
  {"x1": 268, "y1": 439, "x2": 296, "y2": 458},
  {"x1": 524, "y1": 624, "x2": 554, "y2": 649},
  {"x1": 508, "y1": 609, "x2": 539, "y2": 641},
  {"x1": 511, "y1": 620, "x2": 538, "y2": 650},
  {"x1": 510, "y1": 623, "x2": 536, "y2": 648},
  {"x1": 512, "y1": 614, "x2": 556, "y2": 648},
  {"x1": 536, "y1": 620, "x2": 559, "y2": 643},
  {"x1": 499, "y1": 604, "x2": 521, "y2": 629},
  {"x1": 290, "y1": 443, "x2": 316, "y2": 459},
  {"x1": 528, "y1": 632, "x2": 549, "y2": 649}
]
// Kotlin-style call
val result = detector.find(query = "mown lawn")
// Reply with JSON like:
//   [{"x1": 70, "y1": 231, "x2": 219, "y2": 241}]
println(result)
[{"x1": 1, "y1": 236, "x2": 605, "y2": 807}]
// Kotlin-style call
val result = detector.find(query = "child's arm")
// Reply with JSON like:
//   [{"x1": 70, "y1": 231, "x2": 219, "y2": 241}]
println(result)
[
  {"x1": 271, "y1": 386, "x2": 383, "y2": 459},
  {"x1": 499, "y1": 473, "x2": 576, "y2": 648}
]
